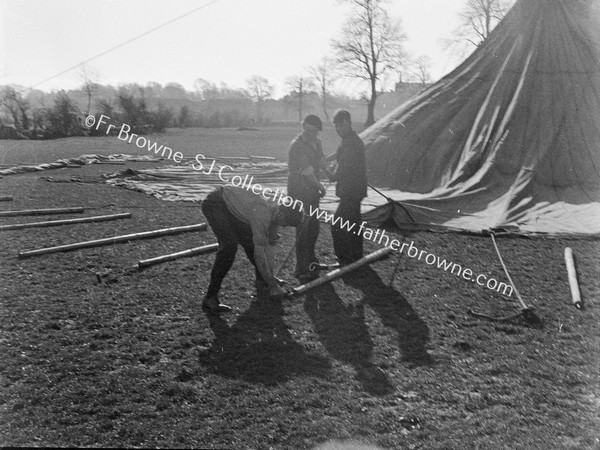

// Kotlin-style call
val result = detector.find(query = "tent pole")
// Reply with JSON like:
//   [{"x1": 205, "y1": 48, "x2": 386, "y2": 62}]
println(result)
[
  {"x1": 18, "y1": 223, "x2": 207, "y2": 259},
  {"x1": 564, "y1": 247, "x2": 583, "y2": 309},
  {"x1": 291, "y1": 247, "x2": 393, "y2": 296},
  {"x1": 0, "y1": 213, "x2": 131, "y2": 231},
  {"x1": 0, "y1": 207, "x2": 85, "y2": 217},
  {"x1": 138, "y1": 243, "x2": 219, "y2": 268}
]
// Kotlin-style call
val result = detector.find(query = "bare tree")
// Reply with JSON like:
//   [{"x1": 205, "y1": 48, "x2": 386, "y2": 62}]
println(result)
[
  {"x1": 284, "y1": 76, "x2": 315, "y2": 123},
  {"x1": 406, "y1": 56, "x2": 432, "y2": 83},
  {"x1": 332, "y1": 0, "x2": 406, "y2": 127},
  {"x1": 457, "y1": 0, "x2": 514, "y2": 48},
  {"x1": 246, "y1": 75, "x2": 273, "y2": 123},
  {"x1": 309, "y1": 59, "x2": 335, "y2": 122},
  {"x1": 78, "y1": 64, "x2": 100, "y2": 116}
]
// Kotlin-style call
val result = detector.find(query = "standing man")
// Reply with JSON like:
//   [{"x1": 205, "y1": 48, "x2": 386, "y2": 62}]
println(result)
[
  {"x1": 329, "y1": 109, "x2": 367, "y2": 265},
  {"x1": 287, "y1": 115, "x2": 329, "y2": 282},
  {"x1": 201, "y1": 185, "x2": 302, "y2": 313}
]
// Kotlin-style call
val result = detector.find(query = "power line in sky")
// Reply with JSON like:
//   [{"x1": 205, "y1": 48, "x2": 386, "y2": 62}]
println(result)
[{"x1": 26, "y1": 0, "x2": 222, "y2": 90}]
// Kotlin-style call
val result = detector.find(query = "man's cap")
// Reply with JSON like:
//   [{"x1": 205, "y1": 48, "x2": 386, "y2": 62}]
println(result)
[
  {"x1": 303, "y1": 114, "x2": 322, "y2": 131},
  {"x1": 333, "y1": 109, "x2": 351, "y2": 124}
]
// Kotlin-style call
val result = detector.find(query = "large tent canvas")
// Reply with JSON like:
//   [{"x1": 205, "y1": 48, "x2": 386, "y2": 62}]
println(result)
[{"x1": 361, "y1": 0, "x2": 600, "y2": 236}]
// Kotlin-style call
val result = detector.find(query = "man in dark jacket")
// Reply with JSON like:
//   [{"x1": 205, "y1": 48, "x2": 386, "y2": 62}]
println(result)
[
  {"x1": 329, "y1": 110, "x2": 367, "y2": 265},
  {"x1": 287, "y1": 115, "x2": 329, "y2": 282}
]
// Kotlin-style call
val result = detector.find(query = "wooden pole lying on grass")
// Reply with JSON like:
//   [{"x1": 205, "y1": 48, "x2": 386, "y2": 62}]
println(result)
[
  {"x1": 138, "y1": 243, "x2": 219, "y2": 269},
  {"x1": 18, "y1": 223, "x2": 207, "y2": 259},
  {"x1": 0, "y1": 196, "x2": 13, "y2": 201},
  {"x1": 0, "y1": 212, "x2": 132, "y2": 231},
  {"x1": 216, "y1": 156, "x2": 251, "y2": 161},
  {"x1": 250, "y1": 155, "x2": 277, "y2": 161},
  {"x1": 564, "y1": 247, "x2": 582, "y2": 309},
  {"x1": 0, "y1": 207, "x2": 85, "y2": 217},
  {"x1": 292, "y1": 247, "x2": 394, "y2": 296}
]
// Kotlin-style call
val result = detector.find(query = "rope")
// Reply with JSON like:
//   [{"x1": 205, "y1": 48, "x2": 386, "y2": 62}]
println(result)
[
  {"x1": 367, "y1": 183, "x2": 416, "y2": 224},
  {"x1": 489, "y1": 231, "x2": 530, "y2": 310},
  {"x1": 275, "y1": 242, "x2": 296, "y2": 278},
  {"x1": 25, "y1": 0, "x2": 222, "y2": 90}
]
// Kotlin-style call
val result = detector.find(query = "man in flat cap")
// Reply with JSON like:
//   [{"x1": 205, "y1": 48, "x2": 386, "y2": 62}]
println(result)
[{"x1": 287, "y1": 115, "x2": 330, "y2": 282}]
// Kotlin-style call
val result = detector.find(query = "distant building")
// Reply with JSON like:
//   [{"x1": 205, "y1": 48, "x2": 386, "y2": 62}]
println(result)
[{"x1": 394, "y1": 81, "x2": 431, "y2": 95}]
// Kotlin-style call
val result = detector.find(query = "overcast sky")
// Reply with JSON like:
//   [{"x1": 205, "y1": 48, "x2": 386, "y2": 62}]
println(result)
[{"x1": 0, "y1": 0, "x2": 471, "y2": 97}]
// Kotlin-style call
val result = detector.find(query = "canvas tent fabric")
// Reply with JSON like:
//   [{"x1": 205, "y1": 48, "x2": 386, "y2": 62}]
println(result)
[
  {"x1": 0, "y1": 154, "x2": 160, "y2": 176},
  {"x1": 362, "y1": 0, "x2": 600, "y2": 236},
  {"x1": 103, "y1": 161, "x2": 342, "y2": 212}
]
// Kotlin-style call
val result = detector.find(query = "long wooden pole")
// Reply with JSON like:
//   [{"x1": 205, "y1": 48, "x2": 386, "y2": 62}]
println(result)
[
  {"x1": 564, "y1": 247, "x2": 582, "y2": 309},
  {"x1": 0, "y1": 213, "x2": 131, "y2": 231},
  {"x1": 292, "y1": 247, "x2": 393, "y2": 296},
  {"x1": 138, "y1": 243, "x2": 219, "y2": 269},
  {"x1": 0, "y1": 207, "x2": 85, "y2": 217},
  {"x1": 250, "y1": 155, "x2": 277, "y2": 160},
  {"x1": 18, "y1": 223, "x2": 207, "y2": 259},
  {"x1": 0, "y1": 196, "x2": 13, "y2": 202}
]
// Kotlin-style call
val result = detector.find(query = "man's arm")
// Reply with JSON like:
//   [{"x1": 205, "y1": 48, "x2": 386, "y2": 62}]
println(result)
[
  {"x1": 254, "y1": 244, "x2": 287, "y2": 297},
  {"x1": 319, "y1": 156, "x2": 336, "y2": 181},
  {"x1": 299, "y1": 166, "x2": 327, "y2": 197}
]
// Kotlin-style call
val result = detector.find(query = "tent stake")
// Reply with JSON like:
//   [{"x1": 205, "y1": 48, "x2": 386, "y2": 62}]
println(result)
[
  {"x1": 291, "y1": 247, "x2": 393, "y2": 296},
  {"x1": 18, "y1": 223, "x2": 207, "y2": 259},
  {"x1": 0, "y1": 212, "x2": 131, "y2": 231},
  {"x1": 138, "y1": 243, "x2": 219, "y2": 268},
  {"x1": 0, "y1": 207, "x2": 85, "y2": 217}
]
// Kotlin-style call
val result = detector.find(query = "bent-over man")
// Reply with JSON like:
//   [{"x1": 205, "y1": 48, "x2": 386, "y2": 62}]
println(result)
[
  {"x1": 329, "y1": 109, "x2": 367, "y2": 265},
  {"x1": 201, "y1": 185, "x2": 302, "y2": 313}
]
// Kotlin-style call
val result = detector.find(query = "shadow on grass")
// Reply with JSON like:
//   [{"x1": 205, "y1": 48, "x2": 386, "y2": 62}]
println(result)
[
  {"x1": 303, "y1": 265, "x2": 433, "y2": 395},
  {"x1": 198, "y1": 296, "x2": 331, "y2": 385},
  {"x1": 342, "y1": 266, "x2": 433, "y2": 367},
  {"x1": 304, "y1": 283, "x2": 395, "y2": 396}
]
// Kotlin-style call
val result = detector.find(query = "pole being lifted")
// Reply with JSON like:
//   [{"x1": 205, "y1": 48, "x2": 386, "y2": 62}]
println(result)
[
  {"x1": 138, "y1": 243, "x2": 219, "y2": 269},
  {"x1": 292, "y1": 247, "x2": 394, "y2": 296},
  {"x1": 0, "y1": 207, "x2": 85, "y2": 217},
  {"x1": 0, "y1": 213, "x2": 132, "y2": 231},
  {"x1": 18, "y1": 223, "x2": 207, "y2": 259}
]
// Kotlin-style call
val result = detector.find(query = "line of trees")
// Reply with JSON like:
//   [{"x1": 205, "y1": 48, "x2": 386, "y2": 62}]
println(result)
[
  {"x1": 0, "y1": 85, "x2": 177, "y2": 140},
  {"x1": 0, "y1": 0, "x2": 514, "y2": 139}
]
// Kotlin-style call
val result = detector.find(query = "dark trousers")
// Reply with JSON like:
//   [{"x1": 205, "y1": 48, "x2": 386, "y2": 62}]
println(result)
[
  {"x1": 201, "y1": 189, "x2": 264, "y2": 298},
  {"x1": 295, "y1": 193, "x2": 320, "y2": 276},
  {"x1": 331, "y1": 197, "x2": 363, "y2": 263}
]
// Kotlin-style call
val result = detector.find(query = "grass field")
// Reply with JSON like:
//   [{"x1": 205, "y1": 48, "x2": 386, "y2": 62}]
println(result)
[
  {"x1": 0, "y1": 125, "x2": 342, "y2": 165},
  {"x1": 1, "y1": 127, "x2": 599, "y2": 449}
]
